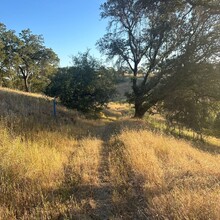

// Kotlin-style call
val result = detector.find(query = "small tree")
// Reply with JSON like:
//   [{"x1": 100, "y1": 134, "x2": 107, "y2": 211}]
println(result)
[{"x1": 45, "y1": 52, "x2": 116, "y2": 113}]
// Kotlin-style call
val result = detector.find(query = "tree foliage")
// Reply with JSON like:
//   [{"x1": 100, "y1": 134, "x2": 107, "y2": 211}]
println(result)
[
  {"x1": 17, "y1": 29, "x2": 59, "y2": 92},
  {"x1": 162, "y1": 63, "x2": 220, "y2": 134},
  {"x1": 98, "y1": 0, "x2": 220, "y2": 118},
  {"x1": 45, "y1": 52, "x2": 116, "y2": 113},
  {"x1": 0, "y1": 23, "x2": 19, "y2": 87},
  {"x1": 0, "y1": 23, "x2": 59, "y2": 92}
]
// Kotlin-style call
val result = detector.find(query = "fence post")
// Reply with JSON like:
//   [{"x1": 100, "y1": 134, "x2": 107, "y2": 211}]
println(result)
[{"x1": 53, "y1": 97, "x2": 57, "y2": 117}]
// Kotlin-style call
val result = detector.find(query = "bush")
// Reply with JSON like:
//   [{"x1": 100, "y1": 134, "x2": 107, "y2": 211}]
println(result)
[{"x1": 45, "y1": 52, "x2": 116, "y2": 113}]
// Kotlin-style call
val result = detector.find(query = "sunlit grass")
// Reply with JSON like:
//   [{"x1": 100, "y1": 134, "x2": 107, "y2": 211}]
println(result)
[
  {"x1": 0, "y1": 86, "x2": 220, "y2": 219},
  {"x1": 0, "y1": 87, "x2": 105, "y2": 218},
  {"x1": 101, "y1": 102, "x2": 133, "y2": 120},
  {"x1": 68, "y1": 137, "x2": 102, "y2": 185},
  {"x1": 109, "y1": 129, "x2": 220, "y2": 219},
  {"x1": 0, "y1": 86, "x2": 48, "y2": 98}
]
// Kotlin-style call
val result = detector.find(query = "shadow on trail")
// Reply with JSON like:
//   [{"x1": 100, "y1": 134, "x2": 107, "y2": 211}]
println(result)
[
  {"x1": 50, "y1": 119, "x2": 151, "y2": 219},
  {"x1": 49, "y1": 118, "x2": 220, "y2": 219},
  {"x1": 88, "y1": 128, "x2": 115, "y2": 219},
  {"x1": 93, "y1": 121, "x2": 150, "y2": 219},
  {"x1": 107, "y1": 135, "x2": 150, "y2": 219}
]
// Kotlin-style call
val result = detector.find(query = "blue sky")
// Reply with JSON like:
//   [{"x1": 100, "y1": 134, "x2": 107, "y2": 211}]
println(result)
[{"x1": 0, "y1": 0, "x2": 108, "y2": 67}]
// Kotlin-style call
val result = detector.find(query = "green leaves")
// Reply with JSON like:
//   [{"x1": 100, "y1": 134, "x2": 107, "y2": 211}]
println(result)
[
  {"x1": 99, "y1": 0, "x2": 220, "y2": 118},
  {"x1": 16, "y1": 29, "x2": 59, "y2": 92},
  {"x1": 0, "y1": 23, "x2": 59, "y2": 92},
  {"x1": 162, "y1": 62, "x2": 220, "y2": 133},
  {"x1": 45, "y1": 52, "x2": 116, "y2": 114}
]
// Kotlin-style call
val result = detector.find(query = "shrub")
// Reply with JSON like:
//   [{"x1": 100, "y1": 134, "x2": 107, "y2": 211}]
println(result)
[{"x1": 45, "y1": 52, "x2": 116, "y2": 113}]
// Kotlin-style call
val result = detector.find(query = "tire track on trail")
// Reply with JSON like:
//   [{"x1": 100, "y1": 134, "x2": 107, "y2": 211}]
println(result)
[
  {"x1": 92, "y1": 121, "x2": 150, "y2": 219},
  {"x1": 89, "y1": 123, "x2": 116, "y2": 219},
  {"x1": 86, "y1": 120, "x2": 150, "y2": 219}
]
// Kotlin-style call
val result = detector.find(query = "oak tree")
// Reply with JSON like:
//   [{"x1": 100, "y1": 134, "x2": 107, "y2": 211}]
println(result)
[
  {"x1": 0, "y1": 23, "x2": 19, "y2": 87},
  {"x1": 98, "y1": 0, "x2": 220, "y2": 118},
  {"x1": 16, "y1": 29, "x2": 59, "y2": 92}
]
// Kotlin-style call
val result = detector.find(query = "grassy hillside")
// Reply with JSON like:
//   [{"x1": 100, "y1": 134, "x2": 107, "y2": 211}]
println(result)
[{"x1": 0, "y1": 87, "x2": 220, "y2": 219}]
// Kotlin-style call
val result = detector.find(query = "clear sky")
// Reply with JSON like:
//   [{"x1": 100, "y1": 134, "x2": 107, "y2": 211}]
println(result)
[{"x1": 0, "y1": 0, "x2": 108, "y2": 67}]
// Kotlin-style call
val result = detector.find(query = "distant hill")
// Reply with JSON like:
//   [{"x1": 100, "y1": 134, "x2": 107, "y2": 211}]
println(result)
[{"x1": 114, "y1": 76, "x2": 144, "y2": 101}]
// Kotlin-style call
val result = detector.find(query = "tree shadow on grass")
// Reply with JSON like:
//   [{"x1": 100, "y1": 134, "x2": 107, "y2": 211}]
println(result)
[
  {"x1": 192, "y1": 141, "x2": 220, "y2": 154},
  {"x1": 165, "y1": 130, "x2": 220, "y2": 155},
  {"x1": 146, "y1": 118, "x2": 220, "y2": 155}
]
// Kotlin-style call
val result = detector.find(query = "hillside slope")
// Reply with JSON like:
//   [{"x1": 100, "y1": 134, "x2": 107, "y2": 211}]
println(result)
[{"x1": 0, "y1": 87, "x2": 220, "y2": 219}]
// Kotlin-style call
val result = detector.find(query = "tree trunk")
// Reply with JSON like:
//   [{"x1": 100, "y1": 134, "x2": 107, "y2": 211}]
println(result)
[
  {"x1": 23, "y1": 76, "x2": 29, "y2": 92},
  {"x1": 133, "y1": 94, "x2": 160, "y2": 118},
  {"x1": 19, "y1": 66, "x2": 30, "y2": 92},
  {"x1": 134, "y1": 101, "x2": 147, "y2": 118}
]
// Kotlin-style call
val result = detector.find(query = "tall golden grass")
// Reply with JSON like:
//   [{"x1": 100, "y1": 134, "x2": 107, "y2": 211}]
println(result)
[
  {"x1": 0, "y1": 87, "x2": 105, "y2": 218},
  {"x1": 109, "y1": 129, "x2": 220, "y2": 219},
  {"x1": 0, "y1": 87, "x2": 220, "y2": 219}
]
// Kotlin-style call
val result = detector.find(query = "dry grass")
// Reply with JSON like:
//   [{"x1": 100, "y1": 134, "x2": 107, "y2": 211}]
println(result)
[
  {"x1": 68, "y1": 138, "x2": 102, "y2": 185},
  {"x1": 100, "y1": 102, "x2": 133, "y2": 120},
  {"x1": 1, "y1": 86, "x2": 220, "y2": 219},
  {"x1": 110, "y1": 129, "x2": 220, "y2": 219},
  {"x1": 0, "y1": 123, "x2": 74, "y2": 218},
  {"x1": 207, "y1": 136, "x2": 220, "y2": 148},
  {"x1": 0, "y1": 87, "x2": 105, "y2": 218}
]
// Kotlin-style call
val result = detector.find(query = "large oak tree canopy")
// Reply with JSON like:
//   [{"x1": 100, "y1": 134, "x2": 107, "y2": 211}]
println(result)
[
  {"x1": 17, "y1": 29, "x2": 59, "y2": 92},
  {"x1": 0, "y1": 24, "x2": 59, "y2": 92},
  {"x1": 0, "y1": 23, "x2": 20, "y2": 86},
  {"x1": 97, "y1": 0, "x2": 220, "y2": 118}
]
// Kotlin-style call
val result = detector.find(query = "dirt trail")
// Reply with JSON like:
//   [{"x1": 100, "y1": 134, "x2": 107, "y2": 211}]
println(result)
[
  {"x1": 90, "y1": 143, "x2": 114, "y2": 219},
  {"x1": 86, "y1": 121, "x2": 149, "y2": 219},
  {"x1": 88, "y1": 123, "x2": 117, "y2": 219},
  {"x1": 66, "y1": 119, "x2": 150, "y2": 219}
]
